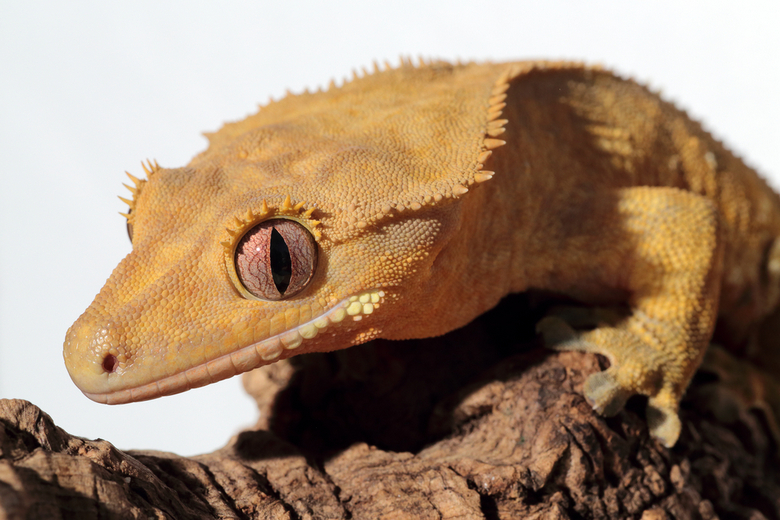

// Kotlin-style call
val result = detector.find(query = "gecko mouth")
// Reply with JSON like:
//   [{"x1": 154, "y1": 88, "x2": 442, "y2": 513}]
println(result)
[{"x1": 83, "y1": 289, "x2": 386, "y2": 404}]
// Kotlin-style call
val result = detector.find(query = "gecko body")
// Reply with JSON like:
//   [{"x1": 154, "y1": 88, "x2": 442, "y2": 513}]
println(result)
[{"x1": 64, "y1": 60, "x2": 780, "y2": 447}]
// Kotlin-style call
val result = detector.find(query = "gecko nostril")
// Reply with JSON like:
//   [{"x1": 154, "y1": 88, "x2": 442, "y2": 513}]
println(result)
[{"x1": 102, "y1": 354, "x2": 118, "y2": 373}]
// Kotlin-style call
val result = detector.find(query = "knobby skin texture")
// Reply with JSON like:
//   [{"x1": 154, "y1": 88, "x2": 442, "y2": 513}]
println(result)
[{"x1": 63, "y1": 60, "x2": 780, "y2": 447}]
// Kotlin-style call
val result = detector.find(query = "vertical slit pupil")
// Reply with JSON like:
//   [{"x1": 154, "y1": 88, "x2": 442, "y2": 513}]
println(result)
[{"x1": 270, "y1": 227, "x2": 292, "y2": 294}]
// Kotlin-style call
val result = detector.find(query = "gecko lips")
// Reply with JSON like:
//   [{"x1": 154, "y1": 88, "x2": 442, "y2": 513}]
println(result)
[{"x1": 63, "y1": 289, "x2": 386, "y2": 404}]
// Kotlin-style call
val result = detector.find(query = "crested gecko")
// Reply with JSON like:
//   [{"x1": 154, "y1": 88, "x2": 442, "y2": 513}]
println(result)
[{"x1": 63, "y1": 59, "x2": 780, "y2": 448}]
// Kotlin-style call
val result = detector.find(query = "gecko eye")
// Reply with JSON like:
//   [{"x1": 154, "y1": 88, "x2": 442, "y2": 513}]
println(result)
[{"x1": 234, "y1": 219, "x2": 318, "y2": 300}]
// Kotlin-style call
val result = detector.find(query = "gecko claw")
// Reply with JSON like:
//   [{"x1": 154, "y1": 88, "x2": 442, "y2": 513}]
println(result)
[
  {"x1": 584, "y1": 369, "x2": 632, "y2": 417},
  {"x1": 646, "y1": 397, "x2": 682, "y2": 448}
]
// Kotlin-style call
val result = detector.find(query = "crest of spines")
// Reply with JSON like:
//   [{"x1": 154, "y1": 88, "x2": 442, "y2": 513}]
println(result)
[
  {"x1": 473, "y1": 62, "x2": 574, "y2": 183},
  {"x1": 263, "y1": 55, "x2": 452, "y2": 103},
  {"x1": 220, "y1": 195, "x2": 321, "y2": 254},
  {"x1": 119, "y1": 160, "x2": 160, "y2": 223},
  {"x1": 471, "y1": 71, "x2": 514, "y2": 185},
  {"x1": 252, "y1": 60, "x2": 514, "y2": 231}
]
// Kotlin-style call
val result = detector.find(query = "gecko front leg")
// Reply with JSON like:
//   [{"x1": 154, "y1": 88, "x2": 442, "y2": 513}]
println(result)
[{"x1": 539, "y1": 186, "x2": 724, "y2": 447}]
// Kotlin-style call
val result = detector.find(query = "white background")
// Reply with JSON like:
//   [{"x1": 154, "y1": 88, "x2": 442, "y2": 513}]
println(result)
[{"x1": 1, "y1": 1, "x2": 778, "y2": 456}]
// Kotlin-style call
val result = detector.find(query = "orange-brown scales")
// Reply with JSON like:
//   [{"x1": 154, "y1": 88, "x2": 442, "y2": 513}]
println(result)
[{"x1": 64, "y1": 59, "x2": 780, "y2": 447}]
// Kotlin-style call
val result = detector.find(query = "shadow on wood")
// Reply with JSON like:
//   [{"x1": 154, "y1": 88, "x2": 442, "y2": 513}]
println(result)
[{"x1": 1, "y1": 294, "x2": 779, "y2": 519}]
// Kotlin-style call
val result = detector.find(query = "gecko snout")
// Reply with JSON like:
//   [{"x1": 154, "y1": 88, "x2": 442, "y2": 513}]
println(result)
[{"x1": 63, "y1": 312, "x2": 130, "y2": 397}]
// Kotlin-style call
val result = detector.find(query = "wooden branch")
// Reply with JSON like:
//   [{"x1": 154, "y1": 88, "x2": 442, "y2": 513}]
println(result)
[{"x1": 2, "y1": 295, "x2": 778, "y2": 519}]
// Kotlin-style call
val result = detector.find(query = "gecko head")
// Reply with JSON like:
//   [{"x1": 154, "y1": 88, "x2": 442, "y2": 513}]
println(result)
[
  {"x1": 62, "y1": 147, "x2": 472, "y2": 404},
  {"x1": 63, "y1": 163, "x2": 460, "y2": 404},
  {"x1": 63, "y1": 61, "x2": 508, "y2": 403}
]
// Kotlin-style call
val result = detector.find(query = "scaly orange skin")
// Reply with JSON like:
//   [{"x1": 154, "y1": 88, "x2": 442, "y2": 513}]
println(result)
[{"x1": 64, "y1": 60, "x2": 780, "y2": 447}]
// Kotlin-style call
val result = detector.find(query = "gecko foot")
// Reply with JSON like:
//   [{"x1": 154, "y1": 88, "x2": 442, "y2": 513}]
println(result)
[
  {"x1": 537, "y1": 315, "x2": 681, "y2": 447},
  {"x1": 647, "y1": 392, "x2": 682, "y2": 448},
  {"x1": 583, "y1": 369, "x2": 632, "y2": 417},
  {"x1": 537, "y1": 316, "x2": 632, "y2": 416}
]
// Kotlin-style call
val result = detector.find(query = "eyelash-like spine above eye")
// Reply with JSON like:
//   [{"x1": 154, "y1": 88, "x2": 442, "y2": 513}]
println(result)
[{"x1": 118, "y1": 159, "x2": 160, "y2": 243}]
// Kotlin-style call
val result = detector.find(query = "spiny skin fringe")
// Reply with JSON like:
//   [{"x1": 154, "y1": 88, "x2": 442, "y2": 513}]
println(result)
[
  {"x1": 268, "y1": 58, "x2": 516, "y2": 221},
  {"x1": 477, "y1": 151, "x2": 492, "y2": 163},
  {"x1": 484, "y1": 139, "x2": 506, "y2": 150},
  {"x1": 487, "y1": 119, "x2": 509, "y2": 129},
  {"x1": 272, "y1": 57, "x2": 519, "y2": 131},
  {"x1": 492, "y1": 83, "x2": 510, "y2": 96},
  {"x1": 487, "y1": 110, "x2": 504, "y2": 122},
  {"x1": 125, "y1": 172, "x2": 141, "y2": 186},
  {"x1": 471, "y1": 70, "x2": 520, "y2": 189},
  {"x1": 120, "y1": 162, "x2": 159, "y2": 223},
  {"x1": 252, "y1": 59, "x2": 521, "y2": 229},
  {"x1": 316, "y1": 56, "x2": 447, "y2": 96},
  {"x1": 279, "y1": 56, "x2": 454, "y2": 107},
  {"x1": 221, "y1": 195, "x2": 323, "y2": 255},
  {"x1": 141, "y1": 159, "x2": 160, "y2": 177}
]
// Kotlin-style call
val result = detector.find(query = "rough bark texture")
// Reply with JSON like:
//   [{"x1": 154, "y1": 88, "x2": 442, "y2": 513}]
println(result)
[{"x1": 2, "y1": 294, "x2": 779, "y2": 519}]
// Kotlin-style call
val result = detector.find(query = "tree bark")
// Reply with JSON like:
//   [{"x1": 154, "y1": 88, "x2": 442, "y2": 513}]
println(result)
[{"x1": 1, "y1": 294, "x2": 778, "y2": 519}]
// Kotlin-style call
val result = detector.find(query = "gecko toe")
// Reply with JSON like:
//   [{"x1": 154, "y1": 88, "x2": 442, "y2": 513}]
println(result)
[
  {"x1": 537, "y1": 316, "x2": 604, "y2": 354},
  {"x1": 537, "y1": 316, "x2": 577, "y2": 346},
  {"x1": 646, "y1": 397, "x2": 682, "y2": 448},
  {"x1": 584, "y1": 369, "x2": 631, "y2": 416}
]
